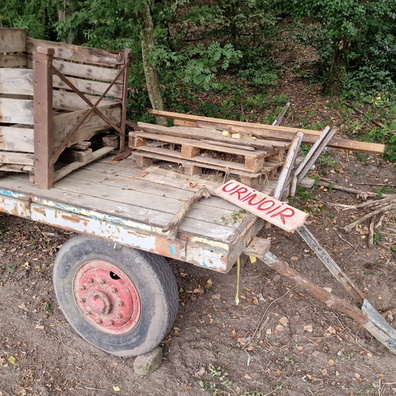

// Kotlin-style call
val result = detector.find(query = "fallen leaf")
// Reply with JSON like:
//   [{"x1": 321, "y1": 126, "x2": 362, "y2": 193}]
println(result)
[
  {"x1": 355, "y1": 373, "x2": 365, "y2": 381},
  {"x1": 195, "y1": 367, "x2": 206, "y2": 377},
  {"x1": 244, "y1": 374, "x2": 252, "y2": 380},
  {"x1": 275, "y1": 324, "x2": 285, "y2": 332},
  {"x1": 328, "y1": 359, "x2": 335, "y2": 366},
  {"x1": 211, "y1": 293, "x2": 221, "y2": 300},
  {"x1": 290, "y1": 256, "x2": 299, "y2": 261},
  {"x1": 322, "y1": 369, "x2": 328, "y2": 375},
  {"x1": 8, "y1": 356, "x2": 17, "y2": 364},
  {"x1": 112, "y1": 385, "x2": 121, "y2": 392},
  {"x1": 303, "y1": 324, "x2": 313, "y2": 332},
  {"x1": 278, "y1": 317, "x2": 289, "y2": 326},
  {"x1": 297, "y1": 346, "x2": 304, "y2": 352}
]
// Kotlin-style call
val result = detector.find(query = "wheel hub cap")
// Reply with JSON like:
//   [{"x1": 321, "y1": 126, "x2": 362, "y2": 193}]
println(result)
[{"x1": 74, "y1": 260, "x2": 140, "y2": 334}]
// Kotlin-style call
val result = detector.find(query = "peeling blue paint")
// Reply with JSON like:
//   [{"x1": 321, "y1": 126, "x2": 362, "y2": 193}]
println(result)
[{"x1": 161, "y1": 242, "x2": 176, "y2": 256}]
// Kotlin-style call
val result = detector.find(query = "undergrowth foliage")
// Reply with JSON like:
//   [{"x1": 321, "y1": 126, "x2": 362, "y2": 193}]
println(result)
[{"x1": 0, "y1": 0, "x2": 395, "y2": 160}]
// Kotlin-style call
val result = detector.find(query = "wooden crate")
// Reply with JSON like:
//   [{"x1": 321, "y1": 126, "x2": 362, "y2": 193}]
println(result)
[{"x1": 0, "y1": 28, "x2": 130, "y2": 189}]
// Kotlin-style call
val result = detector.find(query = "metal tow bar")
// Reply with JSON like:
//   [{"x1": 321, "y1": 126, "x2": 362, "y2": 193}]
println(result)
[{"x1": 246, "y1": 227, "x2": 396, "y2": 354}]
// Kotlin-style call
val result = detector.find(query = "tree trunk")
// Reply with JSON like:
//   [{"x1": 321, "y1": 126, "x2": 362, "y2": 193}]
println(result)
[
  {"x1": 58, "y1": 0, "x2": 75, "y2": 44},
  {"x1": 141, "y1": 0, "x2": 166, "y2": 125},
  {"x1": 323, "y1": 38, "x2": 349, "y2": 95}
]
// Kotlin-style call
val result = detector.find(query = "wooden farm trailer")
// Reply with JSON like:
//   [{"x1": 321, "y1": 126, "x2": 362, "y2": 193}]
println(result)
[{"x1": 1, "y1": 28, "x2": 395, "y2": 358}]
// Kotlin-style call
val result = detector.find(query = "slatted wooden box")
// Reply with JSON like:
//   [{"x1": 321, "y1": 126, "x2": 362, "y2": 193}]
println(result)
[{"x1": 0, "y1": 28, "x2": 130, "y2": 189}]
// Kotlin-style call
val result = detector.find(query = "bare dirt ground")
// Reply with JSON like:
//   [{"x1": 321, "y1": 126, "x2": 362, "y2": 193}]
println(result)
[{"x1": 0, "y1": 150, "x2": 395, "y2": 396}]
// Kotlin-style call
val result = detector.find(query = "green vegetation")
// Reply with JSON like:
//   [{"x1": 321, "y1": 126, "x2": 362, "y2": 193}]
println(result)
[
  {"x1": 198, "y1": 364, "x2": 265, "y2": 396},
  {"x1": 1, "y1": 0, "x2": 395, "y2": 160}
]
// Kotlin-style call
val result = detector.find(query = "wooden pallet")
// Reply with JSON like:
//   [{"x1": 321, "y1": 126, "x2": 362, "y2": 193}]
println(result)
[
  {"x1": 130, "y1": 130, "x2": 285, "y2": 171},
  {"x1": 132, "y1": 150, "x2": 283, "y2": 188}
]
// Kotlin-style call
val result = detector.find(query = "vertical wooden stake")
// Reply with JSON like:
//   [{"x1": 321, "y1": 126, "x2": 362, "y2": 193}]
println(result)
[
  {"x1": 119, "y1": 48, "x2": 131, "y2": 151},
  {"x1": 33, "y1": 46, "x2": 54, "y2": 189}
]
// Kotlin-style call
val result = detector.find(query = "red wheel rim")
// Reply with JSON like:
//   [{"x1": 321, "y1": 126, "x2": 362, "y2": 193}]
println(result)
[{"x1": 73, "y1": 260, "x2": 141, "y2": 334}]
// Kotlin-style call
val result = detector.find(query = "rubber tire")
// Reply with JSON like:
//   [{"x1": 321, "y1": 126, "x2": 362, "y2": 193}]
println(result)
[{"x1": 53, "y1": 235, "x2": 179, "y2": 357}]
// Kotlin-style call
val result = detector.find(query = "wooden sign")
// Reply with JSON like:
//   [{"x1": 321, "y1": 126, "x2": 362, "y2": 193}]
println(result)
[{"x1": 215, "y1": 180, "x2": 308, "y2": 232}]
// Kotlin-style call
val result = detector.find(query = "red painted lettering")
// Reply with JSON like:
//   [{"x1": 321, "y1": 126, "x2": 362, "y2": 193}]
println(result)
[
  {"x1": 230, "y1": 187, "x2": 249, "y2": 200},
  {"x1": 266, "y1": 203, "x2": 284, "y2": 214},
  {"x1": 222, "y1": 181, "x2": 239, "y2": 193},
  {"x1": 257, "y1": 200, "x2": 275, "y2": 211},
  {"x1": 241, "y1": 193, "x2": 266, "y2": 206},
  {"x1": 270, "y1": 207, "x2": 295, "y2": 224}
]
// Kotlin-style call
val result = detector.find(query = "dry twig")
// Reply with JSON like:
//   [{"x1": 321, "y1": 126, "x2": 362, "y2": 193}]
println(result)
[
  {"x1": 342, "y1": 204, "x2": 395, "y2": 233},
  {"x1": 318, "y1": 179, "x2": 394, "y2": 199}
]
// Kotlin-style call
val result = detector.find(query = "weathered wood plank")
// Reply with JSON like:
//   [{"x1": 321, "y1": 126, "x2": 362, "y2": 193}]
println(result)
[
  {"x1": 52, "y1": 59, "x2": 121, "y2": 82},
  {"x1": 0, "y1": 126, "x2": 34, "y2": 152},
  {"x1": 53, "y1": 104, "x2": 121, "y2": 149},
  {"x1": 150, "y1": 110, "x2": 386, "y2": 155},
  {"x1": 0, "y1": 164, "x2": 33, "y2": 172},
  {"x1": 130, "y1": 131, "x2": 267, "y2": 157},
  {"x1": 0, "y1": 98, "x2": 33, "y2": 124},
  {"x1": 0, "y1": 69, "x2": 33, "y2": 95},
  {"x1": 215, "y1": 179, "x2": 308, "y2": 232},
  {"x1": 134, "y1": 145, "x2": 259, "y2": 172},
  {"x1": 0, "y1": 54, "x2": 27, "y2": 68},
  {"x1": 27, "y1": 37, "x2": 124, "y2": 67},
  {"x1": 33, "y1": 47, "x2": 55, "y2": 189},
  {"x1": 52, "y1": 179, "x2": 235, "y2": 238},
  {"x1": 0, "y1": 151, "x2": 34, "y2": 165},
  {"x1": 52, "y1": 74, "x2": 123, "y2": 98},
  {"x1": 53, "y1": 146, "x2": 114, "y2": 183},
  {"x1": 136, "y1": 122, "x2": 288, "y2": 151},
  {"x1": 0, "y1": 29, "x2": 26, "y2": 53},
  {"x1": 0, "y1": 160, "x2": 261, "y2": 265},
  {"x1": 66, "y1": 166, "x2": 238, "y2": 212},
  {"x1": 53, "y1": 90, "x2": 119, "y2": 111}
]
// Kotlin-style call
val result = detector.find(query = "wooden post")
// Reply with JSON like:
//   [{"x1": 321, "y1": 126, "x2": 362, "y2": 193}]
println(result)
[
  {"x1": 119, "y1": 49, "x2": 131, "y2": 151},
  {"x1": 33, "y1": 47, "x2": 55, "y2": 189}
]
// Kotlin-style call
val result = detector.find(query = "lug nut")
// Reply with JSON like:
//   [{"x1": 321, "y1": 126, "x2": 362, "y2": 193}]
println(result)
[
  {"x1": 96, "y1": 318, "x2": 103, "y2": 324},
  {"x1": 88, "y1": 278, "x2": 94, "y2": 283},
  {"x1": 81, "y1": 285, "x2": 87, "y2": 291},
  {"x1": 99, "y1": 279, "x2": 106, "y2": 284},
  {"x1": 80, "y1": 297, "x2": 86, "y2": 303},
  {"x1": 112, "y1": 287, "x2": 118, "y2": 293},
  {"x1": 117, "y1": 314, "x2": 123, "y2": 319}
]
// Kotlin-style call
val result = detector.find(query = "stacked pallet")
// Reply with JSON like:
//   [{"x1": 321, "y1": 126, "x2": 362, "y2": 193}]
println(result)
[{"x1": 129, "y1": 122, "x2": 291, "y2": 187}]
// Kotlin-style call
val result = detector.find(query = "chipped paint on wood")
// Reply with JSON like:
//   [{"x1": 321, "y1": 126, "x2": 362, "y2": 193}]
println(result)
[
  {"x1": 30, "y1": 204, "x2": 232, "y2": 270},
  {"x1": 33, "y1": 197, "x2": 163, "y2": 234},
  {"x1": 0, "y1": 195, "x2": 30, "y2": 217},
  {"x1": 0, "y1": 188, "x2": 31, "y2": 201},
  {"x1": 0, "y1": 189, "x2": 257, "y2": 273}
]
